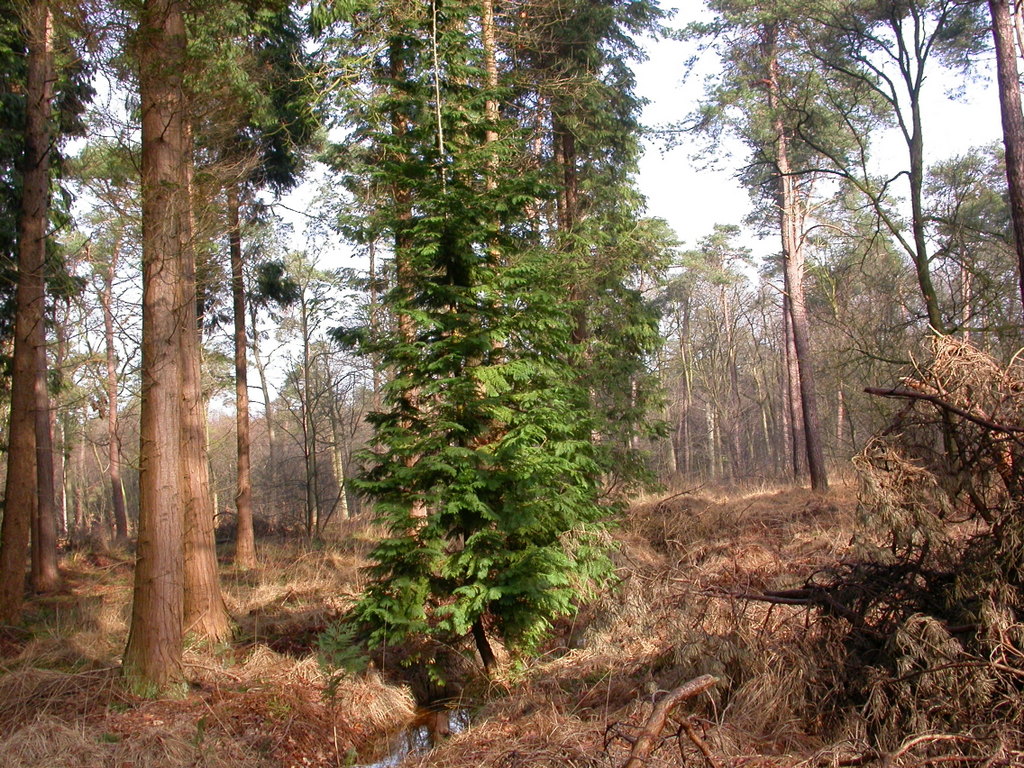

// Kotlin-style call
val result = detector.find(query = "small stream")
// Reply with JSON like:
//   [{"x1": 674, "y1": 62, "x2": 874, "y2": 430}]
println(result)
[{"x1": 359, "y1": 708, "x2": 470, "y2": 768}]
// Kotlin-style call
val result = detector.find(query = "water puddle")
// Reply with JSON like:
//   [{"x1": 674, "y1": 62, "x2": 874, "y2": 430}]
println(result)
[{"x1": 359, "y1": 708, "x2": 470, "y2": 768}]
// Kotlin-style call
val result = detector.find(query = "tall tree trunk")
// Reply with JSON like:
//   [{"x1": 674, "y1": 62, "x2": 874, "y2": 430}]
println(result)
[
  {"x1": 229, "y1": 184, "x2": 256, "y2": 568},
  {"x1": 0, "y1": 0, "x2": 55, "y2": 618},
  {"x1": 300, "y1": 300, "x2": 321, "y2": 538},
  {"x1": 52, "y1": 407, "x2": 66, "y2": 537},
  {"x1": 179, "y1": 121, "x2": 231, "y2": 643},
  {"x1": 53, "y1": 306, "x2": 67, "y2": 538},
  {"x1": 766, "y1": 31, "x2": 828, "y2": 491},
  {"x1": 782, "y1": 295, "x2": 805, "y2": 480},
  {"x1": 907, "y1": 112, "x2": 943, "y2": 331},
  {"x1": 123, "y1": 0, "x2": 188, "y2": 694},
  {"x1": 33, "y1": 310, "x2": 60, "y2": 591},
  {"x1": 990, "y1": 0, "x2": 1024, "y2": 322},
  {"x1": 249, "y1": 300, "x2": 279, "y2": 509},
  {"x1": 102, "y1": 240, "x2": 129, "y2": 540},
  {"x1": 29, "y1": 5, "x2": 59, "y2": 594},
  {"x1": 73, "y1": 428, "x2": 85, "y2": 539}
]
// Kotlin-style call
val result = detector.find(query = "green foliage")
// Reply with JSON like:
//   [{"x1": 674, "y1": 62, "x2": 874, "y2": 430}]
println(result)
[
  {"x1": 318, "y1": 620, "x2": 370, "y2": 680},
  {"x1": 318, "y1": 0, "x2": 625, "y2": 662},
  {"x1": 187, "y1": 0, "x2": 321, "y2": 192},
  {"x1": 0, "y1": 0, "x2": 92, "y2": 376}
]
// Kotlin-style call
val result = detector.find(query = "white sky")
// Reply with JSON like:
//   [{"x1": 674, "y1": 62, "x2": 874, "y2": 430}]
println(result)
[
  {"x1": 634, "y1": 11, "x2": 1004, "y2": 262},
  {"x1": 281, "y1": 6, "x2": 1006, "y2": 273}
]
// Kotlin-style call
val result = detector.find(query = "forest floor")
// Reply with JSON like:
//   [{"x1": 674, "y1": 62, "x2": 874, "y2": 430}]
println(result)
[{"x1": 0, "y1": 482, "x2": 887, "y2": 768}]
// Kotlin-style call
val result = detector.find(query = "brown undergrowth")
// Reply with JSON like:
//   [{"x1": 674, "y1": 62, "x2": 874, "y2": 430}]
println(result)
[{"x1": 6, "y1": 475, "x2": 1003, "y2": 768}]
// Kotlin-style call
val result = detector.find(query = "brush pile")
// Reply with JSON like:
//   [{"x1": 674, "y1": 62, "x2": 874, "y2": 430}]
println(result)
[{"x1": 808, "y1": 336, "x2": 1024, "y2": 763}]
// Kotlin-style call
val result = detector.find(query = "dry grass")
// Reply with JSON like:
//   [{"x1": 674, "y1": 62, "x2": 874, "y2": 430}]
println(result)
[{"x1": 5, "y1": 482, "x2": 965, "y2": 768}]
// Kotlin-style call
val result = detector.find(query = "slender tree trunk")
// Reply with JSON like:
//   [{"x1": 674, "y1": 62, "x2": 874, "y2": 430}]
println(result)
[
  {"x1": 327, "y1": 399, "x2": 349, "y2": 538},
  {"x1": 73, "y1": 430, "x2": 85, "y2": 539},
  {"x1": 53, "y1": 306, "x2": 67, "y2": 538},
  {"x1": 179, "y1": 121, "x2": 231, "y2": 643},
  {"x1": 783, "y1": 272, "x2": 805, "y2": 480},
  {"x1": 53, "y1": 408, "x2": 66, "y2": 537},
  {"x1": 102, "y1": 241, "x2": 129, "y2": 540},
  {"x1": 249, "y1": 300, "x2": 279, "y2": 508},
  {"x1": 766, "y1": 31, "x2": 828, "y2": 491},
  {"x1": 990, "y1": 0, "x2": 1024, "y2": 322},
  {"x1": 299, "y1": 297, "x2": 321, "y2": 538},
  {"x1": 836, "y1": 387, "x2": 847, "y2": 453},
  {"x1": 228, "y1": 184, "x2": 256, "y2": 568},
  {"x1": 905, "y1": 65, "x2": 944, "y2": 332},
  {"x1": 123, "y1": 0, "x2": 188, "y2": 694}
]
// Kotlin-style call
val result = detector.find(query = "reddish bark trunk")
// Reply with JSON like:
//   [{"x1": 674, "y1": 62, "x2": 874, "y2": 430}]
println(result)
[
  {"x1": 990, "y1": 0, "x2": 1024, "y2": 322},
  {"x1": 123, "y1": 0, "x2": 188, "y2": 693},
  {"x1": 229, "y1": 185, "x2": 257, "y2": 569}
]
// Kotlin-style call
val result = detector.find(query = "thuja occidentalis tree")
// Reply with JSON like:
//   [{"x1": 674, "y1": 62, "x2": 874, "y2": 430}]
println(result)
[{"x1": 316, "y1": 0, "x2": 615, "y2": 673}]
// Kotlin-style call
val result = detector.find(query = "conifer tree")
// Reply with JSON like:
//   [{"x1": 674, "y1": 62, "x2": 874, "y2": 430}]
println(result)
[
  {"x1": 317, "y1": 0, "x2": 619, "y2": 670},
  {"x1": 189, "y1": 0, "x2": 318, "y2": 567},
  {"x1": 0, "y1": 0, "x2": 92, "y2": 621},
  {"x1": 515, "y1": 0, "x2": 668, "y2": 493}
]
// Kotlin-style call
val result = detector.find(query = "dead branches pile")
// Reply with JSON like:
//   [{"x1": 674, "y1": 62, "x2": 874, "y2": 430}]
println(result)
[{"x1": 809, "y1": 337, "x2": 1024, "y2": 760}]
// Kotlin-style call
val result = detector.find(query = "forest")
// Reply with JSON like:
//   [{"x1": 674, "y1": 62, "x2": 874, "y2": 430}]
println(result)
[{"x1": 1, "y1": 0, "x2": 1024, "y2": 766}]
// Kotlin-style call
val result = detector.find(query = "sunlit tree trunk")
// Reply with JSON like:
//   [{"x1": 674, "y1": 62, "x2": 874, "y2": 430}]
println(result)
[
  {"x1": 782, "y1": 296, "x2": 805, "y2": 481},
  {"x1": 766, "y1": 30, "x2": 828, "y2": 491},
  {"x1": 229, "y1": 184, "x2": 256, "y2": 568},
  {"x1": 180, "y1": 120, "x2": 231, "y2": 643},
  {"x1": 249, "y1": 300, "x2": 279, "y2": 510},
  {"x1": 101, "y1": 239, "x2": 129, "y2": 540},
  {"x1": 123, "y1": 0, "x2": 188, "y2": 693},
  {"x1": 990, "y1": 0, "x2": 1024, "y2": 322}
]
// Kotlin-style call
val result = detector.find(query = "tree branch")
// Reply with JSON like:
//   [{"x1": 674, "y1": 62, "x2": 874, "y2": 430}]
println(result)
[
  {"x1": 622, "y1": 676, "x2": 718, "y2": 768},
  {"x1": 864, "y1": 386, "x2": 1024, "y2": 434}
]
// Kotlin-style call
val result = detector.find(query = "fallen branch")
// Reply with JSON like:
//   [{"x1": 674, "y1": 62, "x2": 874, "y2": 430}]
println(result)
[
  {"x1": 864, "y1": 387, "x2": 1024, "y2": 435},
  {"x1": 680, "y1": 717, "x2": 720, "y2": 768},
  {"x1": 622, "y1": 675, "x2": 718, "y2": 768}
]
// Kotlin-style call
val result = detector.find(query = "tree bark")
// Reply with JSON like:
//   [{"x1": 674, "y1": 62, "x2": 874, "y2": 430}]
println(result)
[
  {"x1": 101, "y1": 240, "x2": 129, "y2": 540},
  {"x1": 0, "y1": 0, "x2": 54, "y2": 619},
  {"x1": 249, "y1": 299, "x2": 279, "y2": 510},
  {"x1": 28, "y1": 4, "x2": 59, "y2": 594},
  {"x1": 179, "y1": 120, "x2": 231, "y2": 643},
  {"x1": 123, "y1": 0, "x2": 188, "y2": 693},
  {"x1": 328, "y1": 397, "x2": 350, "y2": 530},
  {"x1": 300, "y1": 297, "x2": 321, "y2": 538},
  {"x1": 990, "y1": 0, "x2": 1024, "y2": 323},
  {"x1": 229, "y1": 184, "x2": 257, "y2": 568},
  {"x1": 53, "y1": 302, "x2": 68, "y2": 538},
  {"x1": 766, "y1": 29, "x2": 828, "y2": 491},
  {"x1": 782, "y1": 295, "x2": 805, "y2": 480}
]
